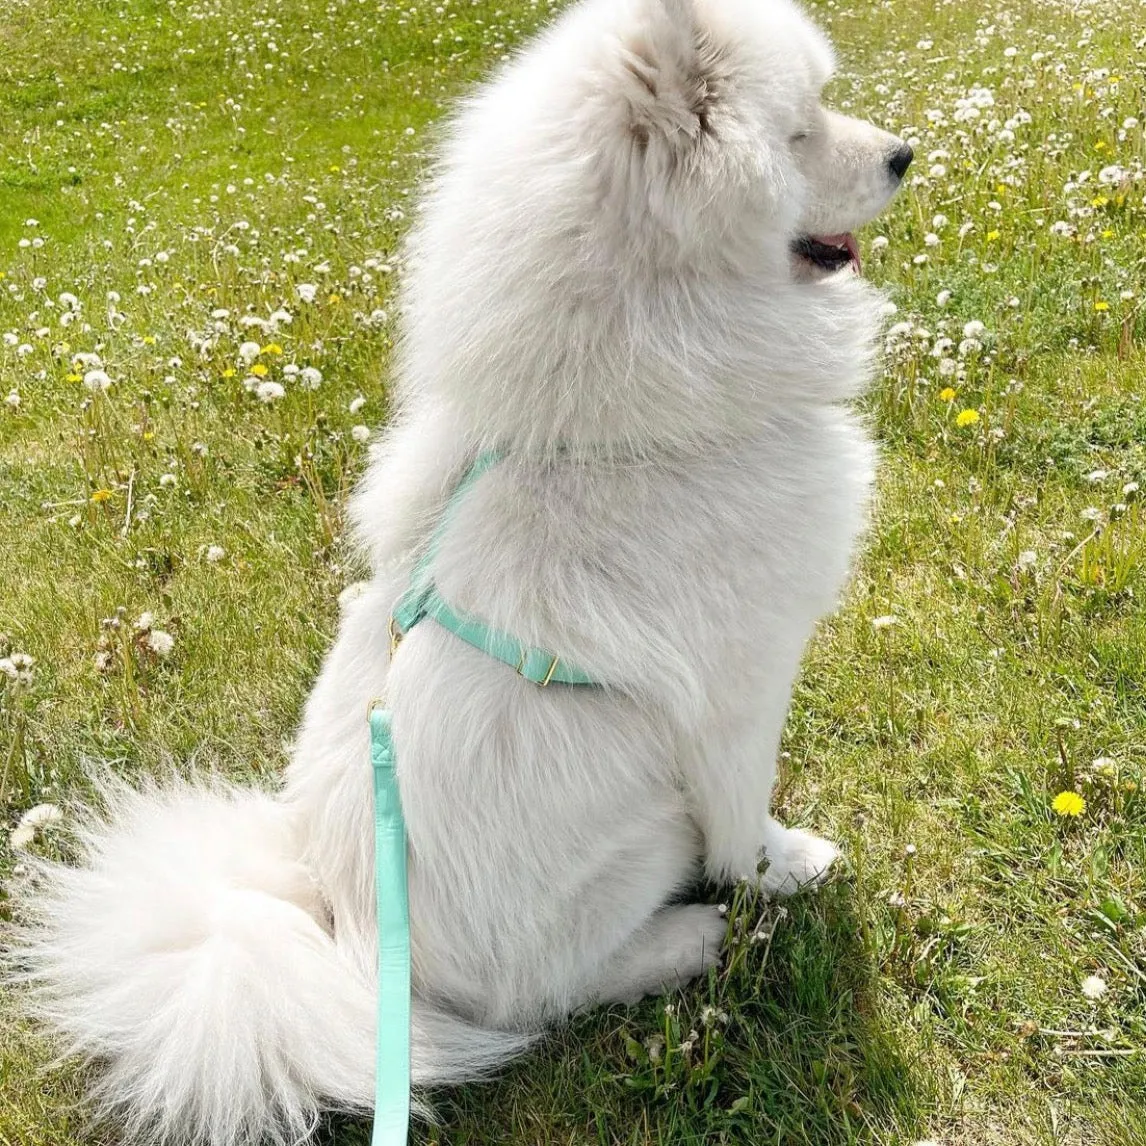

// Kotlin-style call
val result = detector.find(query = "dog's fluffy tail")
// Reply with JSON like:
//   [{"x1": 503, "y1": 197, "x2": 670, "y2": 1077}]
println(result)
[{"x1": 8, "y1": 779, "x2": 530, "y2": 1146}]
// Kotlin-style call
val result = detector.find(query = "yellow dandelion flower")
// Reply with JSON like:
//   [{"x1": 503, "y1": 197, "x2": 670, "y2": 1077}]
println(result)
[
  {"x1": 222, "y1": 368, "x2": 236, "y2": 378},
  {"x1": 329, "y1": 165, "x2": 341, "y2": 173},
  {"x1": 956, "y1": 409, "x2": 981, "y2": 427},
  {"x1": 329, "y1": 293, "x2": 342, "y2": 304},
  {"x1": 249, "y1": 363, "x2": 269, "y2": 377},
  {"x1": 1090, "y1": 196, "x2": 1109, "y2": 208},
  {"x1": 66, "y1": 372, "x2": 82, "y2": 383},
  {"x1": 1094, "y1": 300, "x2": 1110, "y2": 311},
  {"x1": 1100, "y1": 229, "x2": 1114, "y2": 239},
  {"x1": 142, "y1": 431, "x2": 154, "y2": 441},
  {"x1": 1052, "y1": 791, "x2": 1085, "y2": 817},
  {"x1": 263, "y1": 343, "x2": 283, "y2": 355},
  {"x1": 1094, "y1": 141, "x2": 1107, "y2": 151},
  {"x1": 90, "y1": 489, "x2": 112, "y2": 503},
  {"x1": 986, "y1": 230, "x2": 1001, "y2": 241},
  {"x1": 143, "y1": 335, "x2": 157, "y2": 345},
  {"x1": 939, "y1": 387, "x2": 957, "y2": 402}
]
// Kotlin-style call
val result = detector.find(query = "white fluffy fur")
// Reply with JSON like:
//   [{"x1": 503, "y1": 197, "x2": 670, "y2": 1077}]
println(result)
[{"x1": 7, "y1": 0, "x2": 910, "y2": 1142}]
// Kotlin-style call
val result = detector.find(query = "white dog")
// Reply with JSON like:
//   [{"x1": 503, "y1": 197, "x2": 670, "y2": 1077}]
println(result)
[{"x1": 12, "y1": 0, "x2": 910, "y2": 1142}]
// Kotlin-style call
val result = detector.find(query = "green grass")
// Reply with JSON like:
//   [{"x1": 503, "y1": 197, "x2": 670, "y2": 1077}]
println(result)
[{"x1": 1, "y1": 0, "x2": 1145, "y2": 1143}]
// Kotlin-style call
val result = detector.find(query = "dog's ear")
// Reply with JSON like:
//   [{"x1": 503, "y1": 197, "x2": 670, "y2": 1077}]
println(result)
[{"x1": 617, "y1": 0, "x2": 719, "y2": 148}]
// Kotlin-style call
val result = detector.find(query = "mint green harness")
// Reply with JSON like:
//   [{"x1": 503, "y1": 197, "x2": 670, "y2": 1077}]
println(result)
[{"x1": 369, "y1": 452, "x2": 598, "y2": 1145}]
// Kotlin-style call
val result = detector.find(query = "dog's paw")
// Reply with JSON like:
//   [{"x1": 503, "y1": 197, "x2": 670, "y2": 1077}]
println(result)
[
  {"x1": 758, "y1": 826, "x2": 839, "y2": 897},
  {"x1": 666, "y1": 903, "x2": 729, "y2": 982}
]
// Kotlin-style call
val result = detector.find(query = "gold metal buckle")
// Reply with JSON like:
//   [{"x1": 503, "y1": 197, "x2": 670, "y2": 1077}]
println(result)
[
  {"x1": 388, "y1": 615, "x2": 403, "y2": 659},
  {"x1": 517, "y1": 651, "x2": 560, "y2": 687}
]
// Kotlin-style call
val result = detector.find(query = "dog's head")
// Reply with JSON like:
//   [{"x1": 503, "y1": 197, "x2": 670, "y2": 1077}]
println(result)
[
  {"x1": 401, "y1": 0, "x2": 909, "y2": 448},
  {"x1": 591, "y1": 0, "x2": 911, "y2": 276}
]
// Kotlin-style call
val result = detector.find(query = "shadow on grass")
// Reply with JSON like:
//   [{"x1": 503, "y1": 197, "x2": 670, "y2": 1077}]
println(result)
[{"x1": 318, "y1": 880, "x2": 930, "y2": 1146}]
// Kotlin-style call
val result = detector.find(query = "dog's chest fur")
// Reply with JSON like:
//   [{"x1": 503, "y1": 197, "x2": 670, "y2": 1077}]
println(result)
[{"x1": 430, "y1": 404, "x2": 874, "y2": 711}]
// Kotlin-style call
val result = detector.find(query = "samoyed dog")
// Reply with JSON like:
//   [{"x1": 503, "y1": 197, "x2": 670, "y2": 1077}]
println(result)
[{"x1": 12, "y1": 0, "x2": 911, "y2": 1141}]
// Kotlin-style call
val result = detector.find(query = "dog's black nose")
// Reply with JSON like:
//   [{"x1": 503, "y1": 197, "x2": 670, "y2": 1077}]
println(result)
[{"x1": 888, "y1": 143, "x2": 914, "y2": 180}]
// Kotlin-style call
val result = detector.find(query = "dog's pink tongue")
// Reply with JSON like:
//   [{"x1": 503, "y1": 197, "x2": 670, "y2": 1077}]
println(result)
[{"x1": 812, "y1": 232, "x2": 862, "y2": 275}]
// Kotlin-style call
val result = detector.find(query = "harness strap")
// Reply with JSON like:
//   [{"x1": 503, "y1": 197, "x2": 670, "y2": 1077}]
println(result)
[
  {"x1": 392, "y1": 585, "x2": 596, "y2": 686},
  {"x1": 389, "y1": 452, "x2": 597, "y2": 687},
  {"x1": 369, "y1": 707, "x2": 411, "y2": 1146}
]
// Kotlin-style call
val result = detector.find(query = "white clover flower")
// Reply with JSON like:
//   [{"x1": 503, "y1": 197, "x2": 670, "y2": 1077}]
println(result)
[
  {"x1": 299, "y1": 366, "x2": 322, "y2": 390},
  {"x1": 1091, "y1": 757, "x2": 1117, "y2": 778},
  {"x1": 239, "y1": 341, "x2": 261, "y2": 363},
  {"x1": 351, "y1": 425, "x2": 371, "y2": 443},
  {"x1": 206, "y1": 545, "x2": 226, "y2": 563},
  {"x1": 297, "y1": 283, "x2": 318, "y2": 303},
  {"x1": 256, "y1": 380, "x2": 286, "y2": 403},
  {"x1": 1097, "y1": 165, "x2": 1128, "y2": 185},
  {"x1": 1081, "y1": 975, "x2": 1107, "y2": 1000},
  {"x1": 84, "y1": 369, "x2": 112, "y2": 392},
  {"x1": 146, "y1": 629, "x2": 175, "y2": 657},
  {"x1": 10, "y1": 803, "x2": 63, "y2": 850}
]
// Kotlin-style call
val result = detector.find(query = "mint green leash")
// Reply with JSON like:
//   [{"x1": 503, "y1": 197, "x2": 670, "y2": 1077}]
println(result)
[
  {"x1": 370, "y1": 707, "x2": 410, "y2": 1146},
  {"x1": 369, "y1": 451, "x2": 598, "y2": 1144}
]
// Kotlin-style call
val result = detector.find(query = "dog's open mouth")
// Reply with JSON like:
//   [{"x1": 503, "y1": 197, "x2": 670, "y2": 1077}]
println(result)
[{"x1": 791, "y1": 233, "x2": 862, "y2": 276}]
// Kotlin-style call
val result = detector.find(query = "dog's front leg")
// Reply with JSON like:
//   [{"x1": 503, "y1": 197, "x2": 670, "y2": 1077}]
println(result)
[{"x1": 683, "y1": 688, "x2": 838, "y2": 895}]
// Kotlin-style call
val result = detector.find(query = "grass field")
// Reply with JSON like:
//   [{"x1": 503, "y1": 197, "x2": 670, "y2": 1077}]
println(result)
[{"x1": 1, "y1": 0, "x2": 1145, "y2": 1143}]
